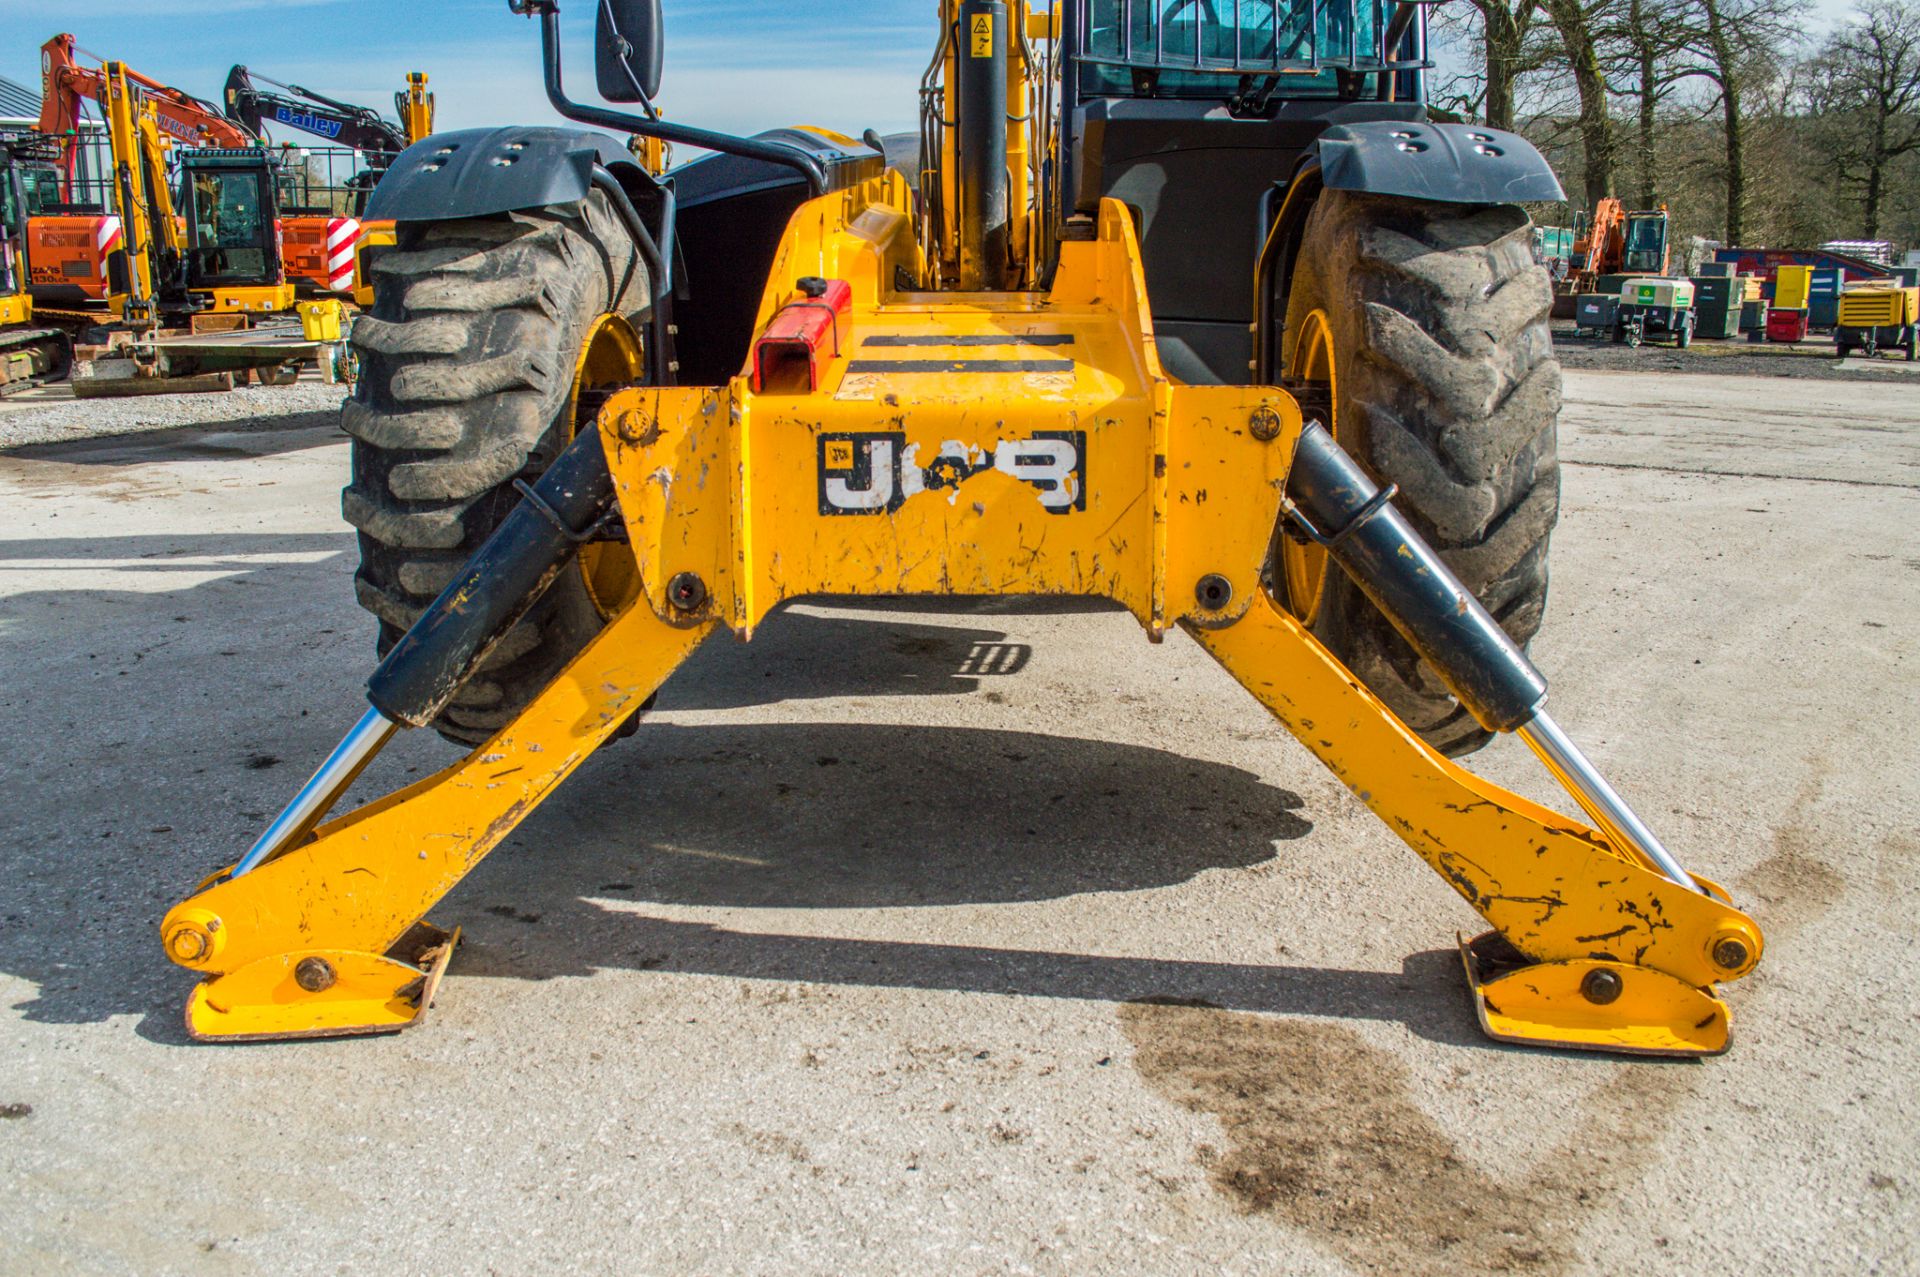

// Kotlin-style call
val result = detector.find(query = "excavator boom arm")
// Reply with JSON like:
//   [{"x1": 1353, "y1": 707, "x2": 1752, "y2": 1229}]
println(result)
[
  {"x1": 223, "y1": 65, "x2": 408, "y2": 160},
  {"x1": 40, "y1": 33, "x2": 255, "y2": 196}
]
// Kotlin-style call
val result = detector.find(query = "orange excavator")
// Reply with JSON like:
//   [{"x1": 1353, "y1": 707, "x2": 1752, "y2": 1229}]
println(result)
[
  {"x1": 35, "y1": 33, "x2": 295, "y2": 322},
  {"x1": 223, "y1": 66, "x2": 434, "y2": 293},
  {"x1": 1566, "y1": 197, "x2": 1670, "y2": 294}
]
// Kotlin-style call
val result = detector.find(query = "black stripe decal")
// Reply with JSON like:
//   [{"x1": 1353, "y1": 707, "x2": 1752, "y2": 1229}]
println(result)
[
  {"x1": 861, "y1": 333, "x2": 1076, "y2": 347},
  {"x1": 844, "y1": 359, "x2": 1077, "y2": 373}
]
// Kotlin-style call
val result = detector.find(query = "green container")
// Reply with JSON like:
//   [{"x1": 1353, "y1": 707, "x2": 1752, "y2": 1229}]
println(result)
[
  {"x1": 1739, "y1": 299, "x2": 1768, "y2": 331},
  {"x1": 1693, "y1": 298, "x2": 1739, "y2": 339},
  {"x1": 1690, "y1": 276, "x2": 1734, "y2": 306}
]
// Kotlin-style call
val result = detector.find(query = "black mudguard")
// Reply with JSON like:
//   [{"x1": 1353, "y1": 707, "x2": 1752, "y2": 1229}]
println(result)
[
  {"x1": 1252, "y1": 121, "x2": 1563, "y2": 380},
  {"x1": 1314, "y1": 121, "x2": 1564, "y2": 205},
  {"x1": 363, "y1": 125, "x2": 652, "y2": 222}
]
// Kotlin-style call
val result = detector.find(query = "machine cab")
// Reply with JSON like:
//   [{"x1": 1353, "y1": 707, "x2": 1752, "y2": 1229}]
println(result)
[
  {"x1": 1622, "y1": 210, "x2": 1670, "y2": 275},
  {"x1": 1066, "y1": 0, "x2": 1428, "y2": 383},
  {"x1": 176, "y1": 149, "x2": 284, "y2": 294},
  {"x1": 0, "y1": 143, "x2": 61, "y2": 305}
]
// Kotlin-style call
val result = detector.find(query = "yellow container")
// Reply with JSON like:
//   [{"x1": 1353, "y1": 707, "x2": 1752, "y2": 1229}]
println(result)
[
  {"x1": 1774, "y1": 265, "x2": 1813, "y2": 311},
  {"x1": 298, "y1": 299, "x2": 346, "y2": 342},
  {"x1": 1836, "y1": 283, "x2": 1918, "y2": 328}
]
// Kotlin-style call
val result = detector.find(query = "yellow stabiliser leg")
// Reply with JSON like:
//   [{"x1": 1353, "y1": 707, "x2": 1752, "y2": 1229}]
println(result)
[
  {"x1": 159, "y1": 180, "x2": 1762, "y2": 1053},
  {"x1": 162, "y1": 603, "x2": 710, "y2": 1040},
  {"x1": 1189, "y1": 599, "x2": 1754, "y2": 1056}
]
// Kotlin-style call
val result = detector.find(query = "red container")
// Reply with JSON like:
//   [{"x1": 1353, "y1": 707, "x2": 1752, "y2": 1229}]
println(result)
[{"x1": 1766, "y1": 308, "x2": 1810, "y2": 344}]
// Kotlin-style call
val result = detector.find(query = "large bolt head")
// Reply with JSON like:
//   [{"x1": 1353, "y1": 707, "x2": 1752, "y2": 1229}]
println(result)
[
  {"x1": 667, "y1": 572, "x2": 707, "y2": 611},
  {"x1": 293, "y1": 956, "x2": 337, "y2": 994},
  {"x1": 1709, "y1": 926, "x2": 1758, "y2": 975},
  {"x1": 161, "y1": 907, "x2": 227, "y2": 968},
  {"x1": 1579, "y1": 968, "x2": 1624, "y2": 1006},
  {"x1": 1194, "y1": 574, "x2": 1233, "y2": 611}
]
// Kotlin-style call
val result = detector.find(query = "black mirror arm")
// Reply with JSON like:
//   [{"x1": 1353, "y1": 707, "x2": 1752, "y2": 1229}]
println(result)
[{"x1": 531, "y1": 3, "x2": 828, "y2": 194}]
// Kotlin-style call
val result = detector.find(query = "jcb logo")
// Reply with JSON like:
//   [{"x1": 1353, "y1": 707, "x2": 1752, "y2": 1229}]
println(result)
[{"x1": 818, "y1": 431, "x2": 1085, "y2": 515}]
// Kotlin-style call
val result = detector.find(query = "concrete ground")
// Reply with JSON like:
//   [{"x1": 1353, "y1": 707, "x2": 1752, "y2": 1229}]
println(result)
[{"x1": 1, "y1": 369, "x2": 1915, "y2": 1275}]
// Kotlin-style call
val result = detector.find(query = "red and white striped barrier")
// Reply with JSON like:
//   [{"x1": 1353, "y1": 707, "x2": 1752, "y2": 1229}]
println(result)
[
  {"x1": 325, "y1": 218, "x2": 363, "y2": 293},
  {"x1": 96, "y1": 215, "x2": 123, "y2": 258}
]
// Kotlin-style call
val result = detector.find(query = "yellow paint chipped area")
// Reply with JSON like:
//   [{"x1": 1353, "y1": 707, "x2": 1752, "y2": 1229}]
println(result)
[
  {"x1": 604, "y1": 177, "x2": 1291, "y2": 639},
  {"x1": 157, "y1": 161, "x2": 1764, "y2": 1053}
]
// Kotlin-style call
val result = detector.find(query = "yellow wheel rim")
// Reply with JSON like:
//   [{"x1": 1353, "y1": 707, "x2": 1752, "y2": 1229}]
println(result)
[
  {"x1": 1280, "y1": 307, "x2": 1338, "y2": 625},
  {"x1": 567, "y1": 312, "x2": 645, "y2": 620}
]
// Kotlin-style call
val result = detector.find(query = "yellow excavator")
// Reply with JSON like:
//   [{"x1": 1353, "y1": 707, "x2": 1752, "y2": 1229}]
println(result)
[
  {"x1": 0, "y1": 132, "x2": 73, "y2": 390},
  {"x1": 160, "y1": 0, "x2": 1764, "y2": 1057},
  {"x1": 40, "y1": 34, "x2": 296, "y2": 325}
]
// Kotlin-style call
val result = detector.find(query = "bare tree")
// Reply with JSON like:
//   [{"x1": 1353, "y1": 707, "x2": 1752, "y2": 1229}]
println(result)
[
  {"x1": 1808, "y1": 0, "x2": 1920, "y2": 237},
  {"x1": 1471, "y1": 0, "x2": 1553, "y2": 129},
  {"x1": 1542, "y1": 0, "x2": 1620, "y2": 203},
  {"x1": 1601, "y1": 0, "x2": 1692, "y2": 206},
  {"x1": 1672, "y1": 0, "x2": 1807, "y2": 243}
]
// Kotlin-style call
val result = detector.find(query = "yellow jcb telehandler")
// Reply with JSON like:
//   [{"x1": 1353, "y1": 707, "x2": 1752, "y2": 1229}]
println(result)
[{"x1": 160, "y1": 0, "x2": 1764, "y2": 1055}]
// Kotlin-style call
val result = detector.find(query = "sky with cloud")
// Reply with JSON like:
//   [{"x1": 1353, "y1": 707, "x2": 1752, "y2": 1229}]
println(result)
[{"x1": 0, "y1": 0, "x2": 1867, "y2": 145}]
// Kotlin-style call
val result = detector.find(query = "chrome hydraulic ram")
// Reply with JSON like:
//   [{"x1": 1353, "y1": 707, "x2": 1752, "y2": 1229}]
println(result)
[
  {"x1": 1281, "y1": 420, "x2": 1702, "y2": 892},
  {"x1": 229, "y1": 425, "x2": 618, "y2": 877}
]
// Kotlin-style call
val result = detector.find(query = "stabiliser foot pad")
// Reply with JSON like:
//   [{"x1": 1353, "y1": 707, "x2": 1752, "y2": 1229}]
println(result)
[
  {"x1": 1458, "y1": 932, "x2": 1730, "y2": 1058},
  {"x1": 184, "y1": 923, "x2": 460, "y2": 1042}
]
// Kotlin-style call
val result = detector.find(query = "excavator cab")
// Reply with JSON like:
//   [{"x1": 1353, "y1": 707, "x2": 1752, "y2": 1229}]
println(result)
[
  {"x1": 6, "y1": 156, "x2": 62, "y2": 224},
  {"x1": 177, "y1": 150, "x2": 284, "y2": 297},
  {"x1": 1622, "y1": 209, "x2": 1670, "y2": 275},
  {"x1": 0, "y1": 144, "x2": 38, "y2": 321},
  {"x1": 0, "y1": 133, "x2": 73, "y2": 389}
]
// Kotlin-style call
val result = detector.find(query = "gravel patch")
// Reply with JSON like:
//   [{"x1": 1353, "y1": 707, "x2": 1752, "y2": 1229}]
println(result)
[
  {"x1": 0, "y1": 381, "x2": 347, "y2": 450},
  {"x1": 1551, "y1": 323, "x2": 1920, "y2": 380}
]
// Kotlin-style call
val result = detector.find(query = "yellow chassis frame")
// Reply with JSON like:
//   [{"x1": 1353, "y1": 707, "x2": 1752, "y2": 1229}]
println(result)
[{"x1": 161, "y1": 173, "x2": 1762, "y2": 1054}]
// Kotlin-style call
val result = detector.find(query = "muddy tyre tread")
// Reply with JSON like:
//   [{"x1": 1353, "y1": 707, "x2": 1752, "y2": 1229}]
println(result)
[
  {"x1": 343, "y1": 191, "x2": 648, "y2": 745},
  {"x1": 1282, "y1": 191, "x2": 1561, "y2": 757}
]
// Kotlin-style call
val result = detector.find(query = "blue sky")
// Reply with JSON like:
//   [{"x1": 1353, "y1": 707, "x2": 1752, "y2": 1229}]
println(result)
[
  {"x1": 0, "y1": 0, "x2": 934, "y2": 140},
  {"x1": 3, "y1": 0, "x2": 1861, "y2": 143}
]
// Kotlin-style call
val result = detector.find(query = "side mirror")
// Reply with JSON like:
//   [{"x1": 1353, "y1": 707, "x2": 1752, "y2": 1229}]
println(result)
[{"x1": 596, "y1": 0, "x2": 663, "y2": 103}]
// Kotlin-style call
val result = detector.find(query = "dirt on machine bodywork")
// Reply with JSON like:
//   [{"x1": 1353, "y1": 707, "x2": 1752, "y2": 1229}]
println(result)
[
  {"x1": 160, "y1": 175, "x2": 1762, "y2": 1058},
  {"x1": 344, "y1": 188, "x2": 650, "y2": 744},
  {"x1": 156, "y1": 0, "x2": 1764, "y2": 1061}
]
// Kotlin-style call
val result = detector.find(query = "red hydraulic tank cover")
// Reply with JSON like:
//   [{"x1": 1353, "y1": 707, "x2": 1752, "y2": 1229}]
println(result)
[{"x1": 752, "y1": 277, "x2": 851, "y2": 392}]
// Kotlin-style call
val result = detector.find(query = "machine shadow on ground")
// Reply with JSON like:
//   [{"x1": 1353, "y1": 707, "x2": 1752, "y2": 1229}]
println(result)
[
  {"x1": 0, "y1": 411, "x2": 343, "y2": 468},
  {"x1": 662, "y1": 611, "x2": 1035, "y2": 707},
  {"x1": 0, "y1": 528, "x2": 1497, "y2": 1053}
]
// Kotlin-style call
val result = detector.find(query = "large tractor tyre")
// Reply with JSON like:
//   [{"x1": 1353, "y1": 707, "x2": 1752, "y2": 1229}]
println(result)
[
  {"x1": 343, "y1": 188, "x2": 651, "y2": 745},
  {"x1": 1275, "y1": 190, "x2": 1561, "y2": 758}
]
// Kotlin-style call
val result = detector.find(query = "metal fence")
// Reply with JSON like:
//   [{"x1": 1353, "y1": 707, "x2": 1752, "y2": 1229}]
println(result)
[{"x1": 268, "y1": 144, "x2": 379, "y2": 216}]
